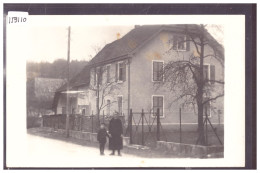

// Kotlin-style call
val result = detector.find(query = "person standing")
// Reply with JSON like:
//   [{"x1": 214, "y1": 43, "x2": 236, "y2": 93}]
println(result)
[
  {"x1": 108, "y1": 113, "x2": 123, "y2": 156},
  {"x1": 97, "y1": 123, "x2": 109, "y2": 155}
]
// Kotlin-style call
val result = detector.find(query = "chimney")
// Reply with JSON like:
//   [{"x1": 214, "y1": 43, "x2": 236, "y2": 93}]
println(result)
[{"x1": 116, "y1": 32, "x2": 121, "y2": 40}]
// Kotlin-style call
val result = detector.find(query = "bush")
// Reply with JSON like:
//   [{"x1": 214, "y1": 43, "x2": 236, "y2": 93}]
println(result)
[{"x1": 27, "y1": 116, "x2": 41, "y2": 129}]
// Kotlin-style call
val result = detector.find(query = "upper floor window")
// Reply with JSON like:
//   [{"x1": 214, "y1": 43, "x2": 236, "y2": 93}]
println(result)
[
  {"x1": 152, "y1": 60, "x2": 164, "y2": 82},
  {"x1": 203, "y1": 64, "x2": 215, "y2": 84},
  {"x1": 115, "y1": 61, "x2": 126, "y2": 82},
  {"x1": 170, "y1": 35, "x2": 189, "y2": 51}
]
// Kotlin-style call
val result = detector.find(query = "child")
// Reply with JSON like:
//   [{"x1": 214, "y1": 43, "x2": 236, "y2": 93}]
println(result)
[{"x1": 97, "y1": 123, "x2": 109, "y2": 155}]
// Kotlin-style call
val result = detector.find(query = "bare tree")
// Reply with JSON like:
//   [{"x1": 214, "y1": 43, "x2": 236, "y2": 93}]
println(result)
[
  {"x1": 157, "y1": 24, "x2": 224, "y2": 145},
  {"x1": 89, "y1": 66, "x2": 120, "y2": 124}
]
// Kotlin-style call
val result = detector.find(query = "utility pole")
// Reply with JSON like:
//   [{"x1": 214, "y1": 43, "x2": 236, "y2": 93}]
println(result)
[{"x1": 65, "y1": 26, "x2": 71, "y2": 137}]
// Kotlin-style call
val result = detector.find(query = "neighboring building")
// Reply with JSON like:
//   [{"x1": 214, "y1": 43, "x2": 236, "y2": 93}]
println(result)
[
  {"x1": 27, "y1": 77, "x2": 66, "y2": 117},
  {"x1": 53, "y1": 25, "x2": 224, "y2": 130}
]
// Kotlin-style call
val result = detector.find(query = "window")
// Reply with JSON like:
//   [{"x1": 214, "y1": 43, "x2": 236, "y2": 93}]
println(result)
[
  {"x1": 96, "y1": 67, "x2": 103, "y2": 85},
  {"x1": 203, "y1": 65, "x2": 209, "y2": 81},
  {"x1": 82, "y1": 109, "x2": 85, "y2": 115},
  {"x1": 153, "y1": 61, "x2": 164, "y2": 82},
  {"x1": 62, "y1": 107, "x2": 66, "y2": 114},
  {"x1": 107, "y1": 99, "x2": 111, "y2": 116},
  {"x1": 116, "y1": 62, "x2": 126, "y2": 82},
  {"x1": 203, "y1": 64, "x2": 215, "y2": 84},
  {"x1": 72, "y1": 107, "x2": 76, "y2": 114},
  {"x1": 118, "y1": 96, "x2": 123, "y2": 116},
  {"x1": 152, "y1": 96, "x2": 164, "y2": 117},
  {"x1": 171, "y1": 35, "x2": 187, "y2": 51},
  {"x1": 93, "y1": 68, "x2": 97, "y2": 86},
  {"x1": 107, "y1": 65, "x2": 111, "y2": 83}
]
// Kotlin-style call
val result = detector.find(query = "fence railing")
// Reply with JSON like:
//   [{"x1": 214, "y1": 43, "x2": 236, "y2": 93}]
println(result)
[
  {"x1": 126, "y1": 108, "x2": 168, "y2": 146},
  {"x1": 42, "y1": 113, "x2": 126, "y2": 133},
  {"x1": 127, "y1": 107, "x2": 223, "y2": 147}
]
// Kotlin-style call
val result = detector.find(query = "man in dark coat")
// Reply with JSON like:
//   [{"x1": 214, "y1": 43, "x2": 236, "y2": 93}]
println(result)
[{"x1": 108, "y1": 113, "x2": 123, "y2": 156}]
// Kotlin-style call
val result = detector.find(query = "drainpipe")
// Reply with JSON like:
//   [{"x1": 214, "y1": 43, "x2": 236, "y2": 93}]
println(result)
[{"x1": 127, "y1": 57, "x2": 132, "y2": 127}]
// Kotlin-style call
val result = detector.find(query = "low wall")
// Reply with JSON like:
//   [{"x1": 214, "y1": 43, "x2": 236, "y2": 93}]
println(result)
[
  {"x1": 41, "y1": 127, "x2": 130, "y2": 146},
  {"x1": 156, "y1": 141, "x2": 223, "y2": 157}
]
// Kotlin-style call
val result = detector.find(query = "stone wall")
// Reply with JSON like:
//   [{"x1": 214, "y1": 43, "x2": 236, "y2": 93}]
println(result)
[
  {"x1": 41, "y1": 127, "x2": 130, "y2": 146},
  {"x1": 156, "y1": 141, "x2": 223, "y2": 157}
]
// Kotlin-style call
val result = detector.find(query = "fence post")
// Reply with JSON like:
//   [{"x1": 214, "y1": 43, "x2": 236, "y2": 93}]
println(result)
[
  {"x1": 157, "y1": 108, "x2": 160, "y2": 141},
  {"x1": 141, "y1": 109, "x2": 144, "y2": 146},
  {"x1": 103, "y1": 110, "x2": 105, "y2": 123},
  {"x1": 91, "y1": 114, "x2": 94, "y2": 133},
  {"x1": 205, "y1": 106, "x2": 208, "y2": 146},
  {"x1": 129, "y1": 109, "x2": 133, "y2": 144},
  {"x1": 179, "y1": 107, "x2": 182, "y2": 144}
]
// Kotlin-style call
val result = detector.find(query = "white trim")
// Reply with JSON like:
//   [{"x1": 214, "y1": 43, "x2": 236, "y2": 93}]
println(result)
[
  {"x1": 117, "y1": 95, "x2": 123, "y2": 116},
  {"x1": 151, "y1": 95, "x2": 165, "y2": 118},
  {"x1": 152, "y1": 60, "x2": 164, "y2": 82}
]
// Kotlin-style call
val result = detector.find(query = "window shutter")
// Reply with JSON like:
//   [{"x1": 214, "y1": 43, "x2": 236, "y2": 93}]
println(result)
[
  {"x1": 173, "y1": 35, "x2": 177, "y2": 50},
  {"x1": 115, "y1": 63, "x2": 118, "y2": 82},
  {"x1": 186, "y1": 36, "x2": 190, "y2": 51},
  {"x1": 210, "y1": 65, "x2": 215, "y2": 84},
  {"x1": 152, "y1": 62, "x2": 156, "y2": 81},
  {"x1": 122, "y1": 62, "x2": 126, "y2": 81},
  {"x1": 93, "y1": 68, "x2": 96, "y2": 85}
]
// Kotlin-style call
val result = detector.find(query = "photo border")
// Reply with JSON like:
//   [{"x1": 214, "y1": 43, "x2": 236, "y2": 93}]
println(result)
[{"x1": 3, "y1": 3, "x2": 256, "y2": 170}]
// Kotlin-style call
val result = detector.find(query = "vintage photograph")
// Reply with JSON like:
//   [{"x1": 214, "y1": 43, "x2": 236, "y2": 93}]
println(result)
[
  {"x1": 27, "y1": 23, "x2": 224, "y2": 157},
  {"x1": 5, "y1": 14, "x2": 246, "y2": 168}
]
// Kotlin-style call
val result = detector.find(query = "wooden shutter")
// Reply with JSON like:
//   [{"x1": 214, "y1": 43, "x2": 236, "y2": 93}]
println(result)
[
  {"x1": 93, "y1": 68, "x2": 96, "y2": 85},
  {"x1": 186, "y1": 36, "x2": 190, "y2": 51},
  {"x1": 210, "y1": 65, "x2": 215, "y2": 84},
  {"x1": 122, "y1": 62, "x2": 126, "y2": 81},
  {"x1": 115, "y1": 63, "x2": 118, "y2": 82},
  {"x1": 173, "y1": 35, "x2": 177, "y2": 50}
]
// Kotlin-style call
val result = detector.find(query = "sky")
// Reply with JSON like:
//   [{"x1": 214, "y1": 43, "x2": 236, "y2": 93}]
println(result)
[
  {"x1": 7, "y1": 15, "x2": 224, "y2": 63},
  {"x1": 26, "y1": 25, "x2": 134, "y2": 62}
]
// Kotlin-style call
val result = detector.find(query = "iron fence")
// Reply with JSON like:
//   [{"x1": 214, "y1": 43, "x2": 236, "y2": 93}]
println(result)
[{"x1": 42, "y1": 113, "x2": 126, "y2": 133}]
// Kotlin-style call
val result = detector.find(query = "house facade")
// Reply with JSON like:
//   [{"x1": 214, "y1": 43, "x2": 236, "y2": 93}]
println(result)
[{"x1": 54, "y1": 25, "x2": 224, "y2": 131}]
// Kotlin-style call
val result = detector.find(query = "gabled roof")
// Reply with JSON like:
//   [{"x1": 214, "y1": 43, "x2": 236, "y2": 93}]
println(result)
[
  {"x1": 56, "y1": 65, "x2": 90, "y2": 92},
  {"x1": 56, "y1": 24, "x2": 224, "y2": 93},
  {"x1": 88, "y1": 25, "x2": 163, "y2": 66}
]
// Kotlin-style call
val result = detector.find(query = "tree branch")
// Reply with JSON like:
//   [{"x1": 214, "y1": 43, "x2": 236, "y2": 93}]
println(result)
[{"x1": 202, "y1": 94, "x2": 224, "y2": 105}]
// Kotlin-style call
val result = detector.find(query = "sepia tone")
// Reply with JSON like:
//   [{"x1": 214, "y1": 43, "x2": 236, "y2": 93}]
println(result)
[{"x1": 27, "y1": 24, "x2": 224, "y2": 161}]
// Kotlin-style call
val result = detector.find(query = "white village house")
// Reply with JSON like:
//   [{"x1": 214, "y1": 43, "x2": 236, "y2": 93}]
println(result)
[{"x1": 53, "y1": 25, "x2": 224, "y2": 131}]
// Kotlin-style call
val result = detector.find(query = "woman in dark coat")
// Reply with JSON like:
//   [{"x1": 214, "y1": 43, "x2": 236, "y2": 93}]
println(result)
[{"x1": 108, "y1": 114, "x2": 123, "y2": 156}]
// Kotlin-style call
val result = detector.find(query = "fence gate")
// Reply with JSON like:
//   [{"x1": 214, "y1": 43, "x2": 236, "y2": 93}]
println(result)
[{"x1": 127, "y1": 108, "x2": 167, "y2": 147}]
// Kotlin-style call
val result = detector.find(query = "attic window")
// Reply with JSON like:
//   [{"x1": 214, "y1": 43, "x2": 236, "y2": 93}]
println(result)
[{"x1": 170, "y1": 35, "x2": 188, "y2": 51}]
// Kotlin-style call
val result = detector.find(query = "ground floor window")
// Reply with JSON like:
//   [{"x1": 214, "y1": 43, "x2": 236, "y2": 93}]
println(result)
[
  {"x1": 82, "y1": 109, "x2": 85, "y2": 115},
  {"x1": 152, "y1": 96, "x2": 164, "y2": 117},
  {"x1": 62, "y1": 107, "x2": 66, "y2": 114}
]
